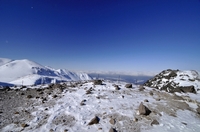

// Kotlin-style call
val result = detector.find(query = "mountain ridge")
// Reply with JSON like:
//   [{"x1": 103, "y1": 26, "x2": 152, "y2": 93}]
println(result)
[
  {"x1": 144, "y1": 69, "x2": 200, "y2": 93},
  {"x1": 0, "y1": 58, "x2": 92, "y2": 86}
]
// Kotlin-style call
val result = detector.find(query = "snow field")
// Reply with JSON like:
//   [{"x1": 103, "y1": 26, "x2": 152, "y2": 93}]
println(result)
[{"x1": 1, "y1": 80, "x2": 200, "y2": 132}]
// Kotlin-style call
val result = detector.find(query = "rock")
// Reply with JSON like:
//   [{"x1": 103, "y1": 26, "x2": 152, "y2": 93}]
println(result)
[
  {"x1": 179, "y1": 86, "x2": 196, "y2": 93},
  {"x1": 64, "y1": 129, "x2": 68, "y2": 132},
  {"x1": 109, "y1": 128, "x2": 117, "y2": 132},
  {"x1": 88, "y1": 116, "x2": 100, "y2": 125},
  {"x1": 86, "y1": 90, "x2": 92, "y2": 94},
  {"x1": 151, "y1": 119, "x2": 159, "y2": 126},
  {"x1": 53, "y1": 95, "x2": 57, "y2": 98},
  {"x1": 27, "y1": 95, "x2": 33, "y2": 98},
  {"x1": 93, "y1": 80, "x2": 102, "y2": 85},
  {"x1": 139, "y1": 85, "x2": 145, "y2": 91},
  {"x1": 109, "y1": 118, "x2": 116, "y2": 125},
  {"x1": 196, "y1": 106, "x2": 200, "y2": 114},
  {"x1": 133, "y1": 117, "x2": 138, "y2": 122},
  {"x1": 144, "y1": 99, "x2": 149, "y2": 102},
  {"x1": 125, "y1": 84, "x2": 132, "y2": 88},
  {"x1": 144, "y1": 69, "x2": 198, "y2": 94},
  {"x1": 14, "y1": 111, "x2": 19, "y2": 114},
  {"x1": 149, "y1": 91, "x2": 153, "y2": 96},
  {"x1": 80, "y1": 102, "x2": 85, "y2": 106},
  {"x1": 49, "y1": 129, "x2": 54, "y2": 132},
  {"x1": 139, "y1": 102, "x2": 151, "y2": 115},
  {"x1": 155, "y1": 98, "x2": 160, "y2": 101},
  {"x1": 114, "y1": 85, "x2": 120, "y2": 90},
  {"x1": 182, "y1": 122, "x2": 187, "y2": 125},
  {"x1": 80, "y1": 99, "x2": 86, "y2": 106},
  {"x1": 21, "y1": 123, "x2": 29, "y2": 127}
]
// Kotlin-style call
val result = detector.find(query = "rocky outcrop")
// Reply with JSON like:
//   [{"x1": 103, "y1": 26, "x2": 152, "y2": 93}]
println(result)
[
  {"x1": 93, "y1": 80, "x2": 102, "y2": 85},
  {"x1": 144, "y1": 69, "x2": 199, "y2": 93}
]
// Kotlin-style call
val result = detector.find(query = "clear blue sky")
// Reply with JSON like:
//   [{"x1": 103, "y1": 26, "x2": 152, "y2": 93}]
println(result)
[{"x1": 0, "y1": 0, "x2": 200, "y2": 75}]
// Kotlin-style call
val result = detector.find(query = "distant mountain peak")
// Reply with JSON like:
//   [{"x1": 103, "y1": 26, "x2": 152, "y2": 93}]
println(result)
[{"x1": 0, "y1": 58, "x2": 92, "y2": 86}]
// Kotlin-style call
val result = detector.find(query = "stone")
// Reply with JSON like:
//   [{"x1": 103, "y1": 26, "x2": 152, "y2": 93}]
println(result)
[
  {"x1": 88, "y1": 116, "x2": 100, "y2": 125},
  {"x1": 53, "y1": 95, "x2": 57, "y2": 98},
  {"x1": 155, "y1": 98, "x2": 160, "y2": 101},
  {"x1": 21, "y1": 123, "x2": 29, "y2": 127},
  {"x1": 196, "y1": 106, "x2": 200, "y2": 114},
  {"x1": 86, "y1": 89, "x2": 92, "y2": 94},
  {"x1": 115, "y1": 85, "x2": 120, "y2": 90},
  {"x1": 125, "y1": 84, "x2": 132, "y2": 88},
  {"x1": 133, "y1": 117, "x2": 138, "y2": 122},
  {"x1": 109, "y1": 128, "x2": 117, "y2": 132},
  {"x1": 109, "y1": 118, "x2": 116, "y2": 125},
  {"x1": 182, "y1": 122, "x2": 187, "y2": 125},
  {"x1": 179, "y1": 86, "x2": 196, "y2": 93},
  {"x1": 27, "y1": 95, "x2": 33, "y2": 98},
  {"x1": 151, "y1": 119, "x2": 159, "y2": 126},
  {"x1": 93, "y1": 80, "x2": 102, "y2": 85},
  {"x1": 149, "y1": 91, "x2": 153, "y2": 96},
  {"x1": 139, "y1": 102, "x2": 151, "y2": 115}
]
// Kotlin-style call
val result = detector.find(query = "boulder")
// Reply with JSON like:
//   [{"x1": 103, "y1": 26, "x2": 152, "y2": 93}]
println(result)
[
  {"x1": 114, "y1": 85, "x2": 120, "y2": 90},
  {"x1": 125, "y1": 84, "x2": 132, "y2": 88},
  {"x1": 88, "y1": 116, "x2": 100, "y2": 125},
  {"x1": 179, "y1": 86, "x2": 196, "y2": 93},
  {"x1": 109, "y1": 128, "x2": 117, "y2": 132},
  {"x1": 109, "y1": 118, "x2": 116, "y2": 125},
  {"x1": 93, "y1": 80, "x2": 102, "y2": 85},
  {"x1": 139, "y1": 102, "x2": 151, "y2": 115},
  {"x1": 151, "y1": 119, "x2": 159, "y2": 126}
]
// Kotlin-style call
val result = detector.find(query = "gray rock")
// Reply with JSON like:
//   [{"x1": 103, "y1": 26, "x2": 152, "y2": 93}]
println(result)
[
  {"x1": 196, "y1": 106, "x2": 200, "y2": 114},
  {"x1": 139, "y1": 102, "x2": 151, "y2": 115},
  {"x1": 125, "y1": 84, "x2": 132, "y2": 88},
  {"x1": 151, "y1": 119, "x2": 159, "y2": 126},
  {"x1": 109, "y1": 128, "x2": 117, "y2": 132},
  {"x1": 93, "y1": 80, "x2": 102, "y2": 85},
  {"x1": 88, "y1": 116, "x2": 100, "y2": 125},
  {"x1": 109, "y1": 118, "x2": 116, "y2": 125}
]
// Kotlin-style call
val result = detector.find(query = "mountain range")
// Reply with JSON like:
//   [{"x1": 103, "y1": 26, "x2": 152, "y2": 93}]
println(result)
[{"x1": 0, "y1": 58, "x2": 91, "y2": 86}]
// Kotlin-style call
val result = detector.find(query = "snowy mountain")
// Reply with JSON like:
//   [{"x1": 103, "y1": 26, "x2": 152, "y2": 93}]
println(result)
[
  {"x1": 0, "y1": 58, "x2": 92, "y2": 86},
  {"x1": 0, "y1": 58, "x2": 12, "y2": 66},
  {"x1": 144, "y1": 69, "x2": 200, "y2": 93}
]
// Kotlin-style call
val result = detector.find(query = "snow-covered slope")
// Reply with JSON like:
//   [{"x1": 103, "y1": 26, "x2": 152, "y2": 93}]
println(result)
[
  {"x1": 0, "y1": 58, "x2": 92, "y2": 86},
  {"x1": 0, "y1": 58, "x2": 12, "y2": 66},
  {"x1": 144, "y1": 69, "x2": 200, "y2": 93},
  {"x1": 1, "y1": 80, "x2": 200, "y2": 132}
]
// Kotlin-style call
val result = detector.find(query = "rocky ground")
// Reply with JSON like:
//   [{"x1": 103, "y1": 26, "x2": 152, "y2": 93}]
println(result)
[{"x1": 0, "y1": 80, "x2": 200, "y2": 132}]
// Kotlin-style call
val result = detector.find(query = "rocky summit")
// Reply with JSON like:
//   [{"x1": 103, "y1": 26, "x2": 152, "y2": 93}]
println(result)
[{"x1": 144, "y1": 69, "x2": 200, "y2": 93}]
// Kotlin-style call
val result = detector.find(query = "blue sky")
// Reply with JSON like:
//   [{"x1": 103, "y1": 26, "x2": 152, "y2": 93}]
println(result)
[{"x1": 0, "y1": 0, "x2": 200, "y2": 75}]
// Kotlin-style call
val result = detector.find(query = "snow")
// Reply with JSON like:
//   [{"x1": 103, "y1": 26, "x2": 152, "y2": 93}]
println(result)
[
  {"x1": 1, "y1": 80, "x2": 200, "y2": 132},
  {"x1": 144, "y1": 110, "x2": 200, "y2": 132},
  {"x1": 0, "y1": 58, "x2": 92, "y2": 86},
  {"x1": 0, "y1": 58, "x2": 12, "y2": 66}
]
